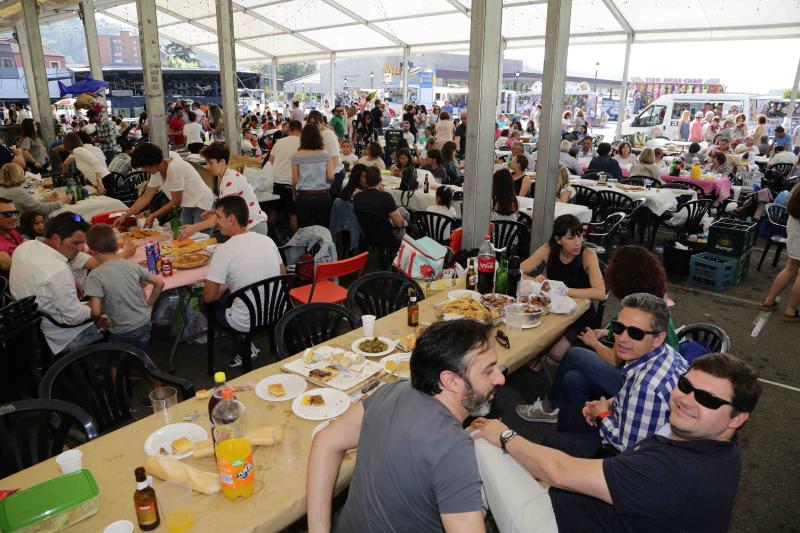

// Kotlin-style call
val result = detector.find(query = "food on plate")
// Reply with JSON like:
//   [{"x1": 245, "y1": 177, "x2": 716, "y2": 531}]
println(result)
[
  {"x1": 268, "y1": 383, "x2": 286, "y2": 397},
  {"x1": 125, "y1": 228, "x2": 161, "y2": 241},
  {"x1": 173, "y1": 253, "x2": 209, "y2": 269},
  {"x1": 441, "y1": 297, "x2": 501, "y2": 321},
  {"x1": 171, "y1": 437, "x2": 194, "y2": 454},
  {"x1": 480, "y1": 293, "x2": 515, "y2": 310},
  {"x1": 144, "y1": 456, "x2": 220, "y2": 494},
  {"x1": 302, "y1": 394, "x2": 326, "y2": 406},
  {"x1": 173, "y1": 237, "x2": 217, "y2": 255},
  {"x1": 519, "y1": 303, "x2": 545, "y2": 315},
  {"x1": 385, "y1": 360, "x2": 397, "y2": 373},
  {"x1": 195, "y1": 389, "x2": 211, "y2": 400},
  {"x1": 518, "y1": 294, "x2": 552, "y2": 308},
  {"x1": 358, "y1": 337, "x2": 389, "y2": 354},
  {"x1": 541, "y1": 280, "x2": 551, "y2": 292},
  {"x1": 172, "y1": 238, "x2": 195, "y2": 248},
  {"x1": 396, "y1": 359, "x2": 410, "y2": 373},
  {"x1": 399, "y1": 326, "x2": 427, "y2": 351},
  {"x1": 331, "y1": 351, "x2": 365, "y2": 372},
  {"x1": 309, "y1": 367, "x2": 338, "y2": 382},
  {"x1": 159, "y1": 446, "x2": 169, "y2": 456},
  {"x1": 303, "y1": 345, "x2": 342, "y2": 363}
]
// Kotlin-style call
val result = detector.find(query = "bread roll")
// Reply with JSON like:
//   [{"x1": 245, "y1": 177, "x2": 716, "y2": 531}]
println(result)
[
  {"x1": 144, "y1": 456, "x2": 219, "y2": 494},
  {"x1": 191, "y1": 427, "x2": 283, "y2": 458}
]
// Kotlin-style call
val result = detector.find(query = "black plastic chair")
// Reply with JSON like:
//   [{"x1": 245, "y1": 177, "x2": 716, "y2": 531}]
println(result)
[
  {"x1": 38, "y1": 311, "x2": 96, "y2": 372},
  {"x1": 0, "y1": 296, "x2": 40, "y2": 402},
  {"x1": 597, "y1": 190, "x2": 633, "y2": 220},
  {"x1": 622, "y1": 176, "x2": 659, "y2": 188},
  {"x1": 581, "y1": 171, "x2": 600, "y2": 181},
  {"x1": 101, "y1": 171, "x2": 127, "y2": 197},
  {"x1": 0, "y1": 399, "x2": 98, "y2": 477},
  {"x1": 757, "y1": 203, "x2": 788, "y2": 271},
  {"x1": 274, "y1": 303, "x2": 361, "y2": 360},
  {"x1": 411, "y1": 211, "x2": 456, "y2": 246},
  {"x1": 491, "y1": 219, "x2": 526, "y2": 256},
  {"x1": 346, "y1": 272, "x2": 425, "y2": 319},
  {"x1": 671, "y1": 180, "x2": 708, "y2": 199},
  {"x1": 355, "y1": 210, "x2": 400, "y2": 270},
  {"x1": 584, "y1": 212, "x2": 626, "y2": 260},
  {"x1": 766, "y1": 162, "x2": 795, "y2": 183},
  {"x1": 111, "y1": 171, "x2": 150, "y2": 207},
  {"x1": 660, "y1": 199, "x2": 711, "y2": 243},
  {"x1": 676, "y1": 323, "x2": 731, "y2": 353},
  {"x1": 206, "y1": 274, "x2": 294, "y2": 375},
  {"x1": 573, "y1": 185, "x2": 600, "y2": 219},
  {"x1": 39, "y1": 343, "x2": 195, "y2": 436},
  {"x1": 0, "y1": 276, "x2": 7, "y2": 308}
]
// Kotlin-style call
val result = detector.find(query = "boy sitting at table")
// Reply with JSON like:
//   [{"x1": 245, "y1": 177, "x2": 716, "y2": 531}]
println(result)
[{"x1": 84, "y1": 223, "x2": 164, "y2": 357}]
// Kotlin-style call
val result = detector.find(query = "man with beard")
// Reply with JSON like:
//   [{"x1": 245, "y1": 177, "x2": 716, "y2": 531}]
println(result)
[
  {"x1": 307, "y1": 319, "x2": 505, "y2": 533},
  {"x1": 470, "y1": 353, "x2": 760, "y2": 532}
]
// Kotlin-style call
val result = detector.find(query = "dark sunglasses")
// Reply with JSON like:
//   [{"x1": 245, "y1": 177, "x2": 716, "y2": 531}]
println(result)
[
  {"x1": 677, "y1": 375, "x2": 736, "y2": 410},
  {"x1": 610, "y1": 320, "x2": 660, "y2": 341},
  {"x1": 0, "y1": 210, "x2": 20, "y2": 218}
]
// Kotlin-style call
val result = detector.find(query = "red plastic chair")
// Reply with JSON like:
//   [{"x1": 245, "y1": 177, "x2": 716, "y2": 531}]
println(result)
[
  {"x1": 449, "y1": 227, "x2": 463, "y2": 254},
  {"x1": 90, "y1": 210, "x2": 128, "y2": 226},
  {"x1": 288, "y1": 252, "x2": 369, "y2": 305}
]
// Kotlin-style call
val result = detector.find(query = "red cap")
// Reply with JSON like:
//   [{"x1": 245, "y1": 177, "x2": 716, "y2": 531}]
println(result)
[{"x1": 221, "y1": 388, "x2": 235, "y2": 400}]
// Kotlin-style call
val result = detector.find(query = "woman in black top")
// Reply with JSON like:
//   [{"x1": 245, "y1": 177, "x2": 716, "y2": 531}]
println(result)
[
  {"x1": 440, "y1": 141, "x2": 462, "y2": 185},
  {"x1": 520, "y1": 214, "x2": 605, "y2": 362},
  {"x1": 356, "y1": 112, "x2": 376, "y2": 156},
  {"x1": 340, "y1": 163, "x2": 367, "y2": 202}
]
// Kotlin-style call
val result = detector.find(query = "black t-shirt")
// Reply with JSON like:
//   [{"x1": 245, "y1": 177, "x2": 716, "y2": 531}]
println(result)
[
  {"x1": 455, "y1": 124, "x2": 467, "y2": 157},
  {"x1": 353, "y1": 188, "x2": 397, "y2": 220},
  {"x1": 549, "y1": 435, "x2": 741, "y2": 533}
]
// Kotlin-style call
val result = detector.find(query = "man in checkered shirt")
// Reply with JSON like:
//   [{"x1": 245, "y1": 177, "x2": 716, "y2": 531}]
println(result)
[
  {"x1": 526, "y1": 293, "x2": 688, "y2": 458},
  {"x1": 87, "y1": 109, "x2": 120, "y2": 164}
]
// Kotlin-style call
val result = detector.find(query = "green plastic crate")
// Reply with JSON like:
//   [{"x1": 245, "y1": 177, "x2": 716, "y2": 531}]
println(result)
[{"x1": 707, "y1": 219, "x2": 757, "y2": 258}]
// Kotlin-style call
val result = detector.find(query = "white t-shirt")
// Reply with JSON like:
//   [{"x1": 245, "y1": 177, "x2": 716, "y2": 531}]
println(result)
[
  {"x1": 206, "y1": 232, "x2": 283, "y2": 331},
  {"x1": 403, "y1": 131, "x2": 416, "y2": 145},
  {"x1": 341, "y1": 153, "x2": 358, "y2": 169},
  {"x1": 147, "y1": 152, "x2": 213, "y2": 209},
  {"x1": 183, "y1": 122, "x2": 203, "y2": 145},
  {"x1": 321, "y1": 128, "x2": 343, "y2": 173},
  {"x1": 73, "y1": 145, "x2": 109, "y2": 185},
  {"x1": 16, "y1": 108, "x2": 30, "y2": 123},
  {"x1": 218, "y1": 168, "x2": 268, "y2": 228},
  {"x1": 270, "y1": 135, "x2": 300, "y2": 185}
]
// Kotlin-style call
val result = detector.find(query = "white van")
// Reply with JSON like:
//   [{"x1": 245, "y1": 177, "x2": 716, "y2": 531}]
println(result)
[{"x1": 621, "y1": 93, "x2": 755, "y2": 140}]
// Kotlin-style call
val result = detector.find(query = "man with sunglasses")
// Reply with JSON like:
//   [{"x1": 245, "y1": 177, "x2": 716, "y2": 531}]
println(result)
[
  {"x1": 0, "y1": 198, "x2": 22, "y2": 272},
  {"x1": 471, "y1": 353, "x2": 760, "y2": 532},
  {"x1": 521, "y1": 293, "x2": 688, "y2": 459}
]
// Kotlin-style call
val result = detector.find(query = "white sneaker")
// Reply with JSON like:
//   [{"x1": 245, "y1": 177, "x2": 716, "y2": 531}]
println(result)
[
  {"x1": 516, "y1": 397, "x2": 559, "y2": 423},
  {"x1": 228, "y1": 350, "x2": 258, "y2": 368}
]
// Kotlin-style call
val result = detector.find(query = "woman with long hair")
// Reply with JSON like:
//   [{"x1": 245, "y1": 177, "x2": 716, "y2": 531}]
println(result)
[
  {"x1": 291, "y1": 124, "x2": 333, "y2": 228},
  {"x1": 358, "y1": 142, "x2": 386, "y2": 171},
  {"x1": 763, "y1": 182, "x2": 800, "y2": 320},
  {"x1": 491, "y1": 168, "x2": 519, "y2": 221},
  {"x1": 18, "y1": 118, "x2": 47, "y2": 173},
  {"x1": 440, "y1": 141, "x2": 462, "y2": 185},
  {"x1": 340, "y1": 163, "x2": 367, "y2": 202},
  {"x1": 678, "y1": 110, "x2": 692, "y2": 141},
  {"x1": 207, "y1": 104, "x2": 224, "y2": 138},
  {"x1": 555, "y1": 164, "x2": 574, "y2": 203},
  {"x1": 356, "y1": 111, "x2": 376, "y2": 156},
  {"x1": 19, "y1": 210, "x2": 46, "y2": 240},
  {"x1": 434, "y1": 111, "x2": 455, "y2": 147},
  {"x1": 511, "y1": 155, "x2": 531, "y2": 198}
]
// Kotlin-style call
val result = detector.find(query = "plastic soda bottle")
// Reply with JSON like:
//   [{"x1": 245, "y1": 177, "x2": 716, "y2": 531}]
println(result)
[{"x1": 212, "y1": 389, "x2": 254, "y2": 501}]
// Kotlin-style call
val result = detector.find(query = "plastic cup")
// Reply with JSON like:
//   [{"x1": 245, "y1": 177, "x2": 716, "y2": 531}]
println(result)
[
  {"x1": 55, "y1": 449, "x2": 82, "y2": 474},
  {"x1": 159, "y1": 479, "x2": 194, "y2": 533},
  {"x1": 150, "y1": 386, "x2": 178, "y2": 425},
  {"x1": 104, "y1": 520, "x2": 134, "y2": 533},
  {"x1": 362, "y1": 315, "x2": 376, "y2": 338},
  {"x1": 275, "y1": 425, "x2": 301, "y2": 471},
  {"x1": 504, "y1": 304, "x2": 526, "y2": 338}
]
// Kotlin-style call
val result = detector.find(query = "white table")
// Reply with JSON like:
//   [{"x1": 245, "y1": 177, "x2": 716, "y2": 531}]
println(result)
[
  {"x1": 573, "y1": 179, "x2": 697, "y2": 216},
  {"x1": 50, "y1": 195, "x2": 127, "y2": 221}
]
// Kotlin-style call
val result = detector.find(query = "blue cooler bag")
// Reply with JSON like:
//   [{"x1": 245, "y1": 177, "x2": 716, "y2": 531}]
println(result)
[{"x1": 393, "y1": 234, "x2": 448, "y2": 280}]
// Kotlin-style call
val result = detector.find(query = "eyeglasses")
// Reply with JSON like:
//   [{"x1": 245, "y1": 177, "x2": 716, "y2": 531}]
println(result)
[
  {"x1": 677, "y1": 375, "x2": 736, "y2": 410},
  {"x1": 610, "y1": 320, "x2": 660, "y2": 341},
  {"x1": 0, "y1": 210, "x2": 20, "y2": 218}
]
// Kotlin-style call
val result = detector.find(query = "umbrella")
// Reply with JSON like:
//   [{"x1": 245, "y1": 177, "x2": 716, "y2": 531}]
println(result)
[{"x1": 55, "y1": 98, "x2": 75, "y2": 107}]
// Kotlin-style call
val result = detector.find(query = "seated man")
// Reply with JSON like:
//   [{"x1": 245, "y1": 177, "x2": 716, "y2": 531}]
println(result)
[
  {"x1": 420, "y1": 148, "x2": 448, "y2": 183},
  {"x1": 576, "y1": 136, "x2": 596, "y2": 159},
  {"x1": 307, "y1": 319, "x2": 506, "y2": 533},
  {"x1": 768, "y1": 144, "x2": 798, "y2": 169},
  {"x1": 353, "y1": 166, "x2": 406, "y2": 231},
  {"x1": 202, "y1": 195, "x2": 284, "y2": 368},
  {"x1": 587, "y1": 142, "x2": 622, "y2": 181},
  {"x1": 771, "y1": 125, "x2": 793, "y2": 153},
  {"x1": 517, "y1": 293, "x2": 688, "y2": 457},
  {"x1": 471, "y1": 353, "x2": 760, "y2": 533},
  {"x1": 10, "y1": 212, "x2": 106, "y2": 354}
]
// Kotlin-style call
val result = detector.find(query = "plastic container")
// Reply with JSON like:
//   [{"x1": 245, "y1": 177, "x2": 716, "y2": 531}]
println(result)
[
  {"x1": 0, "y1": 469, "x2": 99, "y2": 532},
  {"x1": 663, "y1": 240, "x2": 705, "y2": 277},
  {"x1": 706, "y1": 219, "x2": 757, "y2": 258},
  {"x1": 689, "y1": 253, "x2": 738, "y2": 292}
]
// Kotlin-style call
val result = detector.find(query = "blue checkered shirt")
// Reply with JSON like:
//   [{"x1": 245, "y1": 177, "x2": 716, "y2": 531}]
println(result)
[{"x1": 599, "y1": 343, "x2": 688, "y2": 451}]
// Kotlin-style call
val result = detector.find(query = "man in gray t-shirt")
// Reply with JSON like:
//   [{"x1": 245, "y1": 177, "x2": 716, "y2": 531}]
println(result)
[{"x1": 307, "y1": 319, "x2": 506, "y2": 533}]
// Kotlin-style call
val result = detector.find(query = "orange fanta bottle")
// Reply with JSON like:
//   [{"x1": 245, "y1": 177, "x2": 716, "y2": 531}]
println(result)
[{"x1": 216, "y1": 437, "x2": 255, "y2": 501}]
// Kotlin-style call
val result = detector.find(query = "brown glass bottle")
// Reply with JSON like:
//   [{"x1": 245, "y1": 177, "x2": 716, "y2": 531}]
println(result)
[
  {"x1": 407, "y1": 289, "x2": 419, "y2": 327},
  {"x1": 134, "y1": 466, "x2": 160, "y2": 531}
]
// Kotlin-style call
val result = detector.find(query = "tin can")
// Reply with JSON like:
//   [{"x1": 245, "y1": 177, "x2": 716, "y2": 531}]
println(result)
[
  {"x1": 162, "y1": 257, "x2": 173, "y2": 277},
  {"x1": 145, "y1": 242, "x2": 158, "y2": 274}
]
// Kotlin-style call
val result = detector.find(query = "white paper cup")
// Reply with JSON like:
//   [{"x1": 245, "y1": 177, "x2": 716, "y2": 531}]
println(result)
[
  {"x1": 104, "y1": 520, "x2": 134, "y2": 533},
  {"x1": 56, "y1": 449, "x2": 83, "y2": 474},
  {"x1": 362, "y1": 315, "x2": 376, "y2": 337}
]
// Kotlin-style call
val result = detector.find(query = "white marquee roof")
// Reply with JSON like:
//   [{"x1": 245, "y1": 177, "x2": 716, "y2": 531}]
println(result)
[{"x1": 2, "y1": 0, "x2": 800, "y2": 64}]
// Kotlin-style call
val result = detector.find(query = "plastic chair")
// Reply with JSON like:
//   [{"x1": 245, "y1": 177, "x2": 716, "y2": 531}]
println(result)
[
  {"x1": 0, "y1": 399, "x2": 99, "y2": 477},
  {"x1": 206, "y1": 274, "x2": 294, "y2": 375},
  {"x1": 659, "y1": 199, "x2": 712, "y2": 244},
  {"x1": 411, "y1": 211, "x2": 456, "y2": 246},
  {"x1": 676, "y1": 323, "x2": 731, "y2": 354},
  {"x1": 671, "y1": 180, "x2": 708, "y2": 198},
  {"x1": 346, "y1": 272, "x2": 425, "y2": 319},
  {"x1": 112, "y1": 171, "x2": 150, "y2": 207},
  {"x1": 274, "y1": 303, "x2": 361, "y2": 360},
  {"x1": 490, "y1": 219, "x2": 526, "y2": 256},
  {"x1": 757, "y1": 203, "x2": 788, "y2": 271},
  {"x1": 0, "y1": 296, "x2": 40, "y2": 402},
  {"x1": 288, "y1": 252, "x2": 369, "y2": 305},
  {"x1": 450, "y1": 227, "x2": 463, "y2": 254},
  {"x1": 355, "y1": 211, "x2": 400, "y2": 270},
  {"x1": 583, "y1": 212, "x2": 626, "y2": 260},
  {"x1": 766, "y1": 162, "x2": 795, "y2": 182},
  {"x1": 597, "y1": 190, "x2": 633, "y2": 220},
  {"x1": 39, "y1": 343, "x2": 195, "y2": 435},
  {"x1": 101, "y1": 171, "x2": 127, "y2": 197}
]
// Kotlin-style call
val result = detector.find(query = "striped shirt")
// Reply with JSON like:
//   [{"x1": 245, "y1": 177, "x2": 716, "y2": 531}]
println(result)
[{"x1": 599, "y1": 343, "x2": 688, "y2": 451}]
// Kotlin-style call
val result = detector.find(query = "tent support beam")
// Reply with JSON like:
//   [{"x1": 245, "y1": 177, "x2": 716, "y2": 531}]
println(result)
[
  {"x1": 79, "y1": 0, "x2": 104, "y2": 81},
  {"x1": 402, "y1": 46, "x2": 409, "y2": 105},
  {"x1": 614, "y1": 32, "x2": 633, "y2": 142},
  {"x1": 271, "y1": 58, "x2": 278, "y2": 103},
  {"x1": 20, "y1": 0, "x2": 56, "y2": 148},
  {"x1": 531, "y1": 0, "x2": 572, "y2": 252},
  {"x1": 135, "y1": 0, "x2": 168, "y2": 153},
  {"x1": 13, "y1": 21, "x2": 40, "y2": 123},
  {"x1": 217, "y1": 0, "x2": 240, "y2": 155},
  {"x1": 329, "y1": 52, "x2": 336, "y2": 106},
  {"x1": 786, "y1": 56, "x2": 800, "y2": 132}
]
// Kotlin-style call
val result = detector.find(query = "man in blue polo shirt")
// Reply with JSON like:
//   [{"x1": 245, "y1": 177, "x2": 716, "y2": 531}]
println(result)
[
  {"x1": 471, "y1": 352, "x2": 761, "y2": 533},
  {"x1": 771, "y1": 125, "x2": 793, "y2": 153}
]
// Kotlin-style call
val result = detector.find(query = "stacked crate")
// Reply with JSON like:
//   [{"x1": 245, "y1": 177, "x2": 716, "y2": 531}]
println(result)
[{"x1": 688, "y1": 219, "x2": 757, "y2": 290}]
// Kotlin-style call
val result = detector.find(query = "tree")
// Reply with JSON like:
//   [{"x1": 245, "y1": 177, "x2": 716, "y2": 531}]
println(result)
[
  {"x1": 251, "y1": 61, "x2": 317, "y2": 88},
  {"x1": 783, "y1": 88, "x2": 797, "y2": 99},
  {"x1": 163, "y1": 43, "x2": 200, "y2": 68}
]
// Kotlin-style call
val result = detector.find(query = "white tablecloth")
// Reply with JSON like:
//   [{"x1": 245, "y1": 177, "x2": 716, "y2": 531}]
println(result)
[
  {"x1": 574, "y1": 180, "x2": 697, "y2": 216},
  {"x1": 50, "y1": 195, "x2": 127, "y2": 221}
]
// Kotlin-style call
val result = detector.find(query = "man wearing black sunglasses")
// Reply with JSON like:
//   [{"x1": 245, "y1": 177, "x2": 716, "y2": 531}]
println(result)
[{"x1": 470, "y1": 353, "x2": 760, "y2": 533}]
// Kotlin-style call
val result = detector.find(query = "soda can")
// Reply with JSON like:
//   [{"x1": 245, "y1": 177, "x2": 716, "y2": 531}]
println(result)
[
  {"x1": 145, "y1": 242, "x2": 158, "y2": 274},
  {"x1": 152, "y1": 239, "x2": 162, "y2": 274},
  {"x1": 162, "y1": 258, "x2": 173, "y2": 277}
]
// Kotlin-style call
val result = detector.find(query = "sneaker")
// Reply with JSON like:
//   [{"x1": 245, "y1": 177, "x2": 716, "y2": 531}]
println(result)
[
  {"x1": 228, "y1": 349, "x2": 259, "y2": 368},
  {"x1": 516, "y1": 398, "x2": 559, "y2": 423}
]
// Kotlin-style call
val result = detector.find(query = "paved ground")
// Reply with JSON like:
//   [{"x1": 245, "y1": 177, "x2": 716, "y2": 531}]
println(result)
[{"x1": 149, "y1": 237, "x2": 800, "y2": 532}]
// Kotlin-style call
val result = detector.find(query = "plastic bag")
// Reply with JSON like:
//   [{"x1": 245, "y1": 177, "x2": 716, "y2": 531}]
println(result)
[
  {"x1": 153, "y1": 292, "x2": 179, "y2": 326},
  {"x1": 175, "y1": 290, "x2": 208, "y2": 341}
]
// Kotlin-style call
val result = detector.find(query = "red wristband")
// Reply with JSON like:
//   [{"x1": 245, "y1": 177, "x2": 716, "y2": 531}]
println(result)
[{"x1": 596, "y1": 410, "x2": 612, "y2": 421}]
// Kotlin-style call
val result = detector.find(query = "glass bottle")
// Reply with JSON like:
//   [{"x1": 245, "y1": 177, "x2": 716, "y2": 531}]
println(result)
[
  {"x1": 407, "y1": 289, "x2": 419, "y2": 327},
  {"x1": 506, "y1": 255, "x2": 521, "y2": 297},
  {"x1": 170, "y1": 205, "x2": 181, "y2": 240},
  {"x1": 465, "y1": 257, "x2": 477, "y2": 291},
  {"x1": 133, "y1": 466, "x2": 160, "y2": 531},
  {"x1": 494, "y1": 251, "x2": 509, "y2": 294}
]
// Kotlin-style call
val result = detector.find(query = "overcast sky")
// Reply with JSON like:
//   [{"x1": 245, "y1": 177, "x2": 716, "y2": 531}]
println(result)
[{"x1": 505, "y1": 39, "x2": 800, "y2": 95}]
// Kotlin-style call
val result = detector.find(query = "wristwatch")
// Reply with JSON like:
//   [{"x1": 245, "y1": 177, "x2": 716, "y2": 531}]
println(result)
[{"x1": 499, "y1": 429, "x2": 518, "y2": 454}]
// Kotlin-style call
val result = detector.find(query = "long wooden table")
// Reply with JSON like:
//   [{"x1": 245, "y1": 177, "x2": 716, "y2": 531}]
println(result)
[{"x1": 0, "y1": 284, "x2": 588, "y2": 532}]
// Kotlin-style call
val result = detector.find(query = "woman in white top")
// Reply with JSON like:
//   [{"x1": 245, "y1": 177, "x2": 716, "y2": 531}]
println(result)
[
  {"x1": 426, "y1": 186, "x2": 458, "y2": 239},
  {"x1": 183, "y1": 111, "x2": 204, "y2": 153},
  {"x1": 115, "y1": 142, "x2": 214, "y2": 228},
  {"x1": 340, "y1": 140, "x2": 359, "y2": 172},
  {"x1": 613, "y1": 141, "x2": 638, "y2": 166},
  {"x1": 561, "y1": 111, "x2": 573, "y2": 135},
  {"x1": 628, "y1": 147, "x2": 663, "y2": 184},
  {"x1": 763, "y1": 183, "x2": 800, "y2": 320},
  {"x1": 434, "y1": 111, "x2": 455, "y2": 147},
  {"x1": 61, "y1": 132, "x2": 109, "y2": 194},
  {"x1": 555, "y1": 165, "x2": 575, "y2": 203},
  {"x1": 357, "y1": 142, "x2": 386, "y2": 171}
]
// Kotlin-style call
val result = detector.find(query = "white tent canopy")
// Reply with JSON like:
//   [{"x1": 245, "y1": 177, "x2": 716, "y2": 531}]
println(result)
[{"x1": 2, "y1": 0, "x2": 799, "y2": 64}]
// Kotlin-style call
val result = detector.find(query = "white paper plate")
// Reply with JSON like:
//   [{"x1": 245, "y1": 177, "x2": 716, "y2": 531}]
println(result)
[
  {"x1": 255, "y1": 374, "x2": 307, "y2": 402},
  {"x1": 447, "y1": 289, "x2": 481, "y2": 301},
  {"x1": 351, "y1": 336, "x2": 397, "y2": 358},
  {"x1": 143, "y1": 422, "x2": 207, "y2": 459},
  {"x1": 380, "y1": 353, "x2": 412, "y2": 378},
  {"x1": 291, "y1": 388, "x2": 351, "y2": 421}
]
